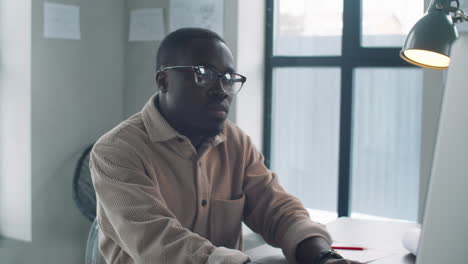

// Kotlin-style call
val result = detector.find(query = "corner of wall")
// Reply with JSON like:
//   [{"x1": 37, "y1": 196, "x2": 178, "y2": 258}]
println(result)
[
  {"x1": 234, "y1": 0, "x2": 266, "y2": 151},
  {"x1": 123, "y1": 0, "x2": 168, "y2": 119}
]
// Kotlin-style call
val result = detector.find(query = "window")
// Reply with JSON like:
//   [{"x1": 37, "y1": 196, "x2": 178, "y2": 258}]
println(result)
[{"x1": 264, "y1": 0, "x2": 423, "y2": 221}]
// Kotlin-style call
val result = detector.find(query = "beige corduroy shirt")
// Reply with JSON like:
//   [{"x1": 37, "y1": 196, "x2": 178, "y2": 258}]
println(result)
[{"x1": 90, "y1": 94, "x2": 332, "y2": 264}]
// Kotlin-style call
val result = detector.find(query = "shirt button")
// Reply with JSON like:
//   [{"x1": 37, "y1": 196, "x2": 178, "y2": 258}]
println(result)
[
  {"x1": 198, "y1": 161, "x2": 201, "y2": 167},
  {"x1": 201, "y1": 200, "x2": 207, "y2": 207}
]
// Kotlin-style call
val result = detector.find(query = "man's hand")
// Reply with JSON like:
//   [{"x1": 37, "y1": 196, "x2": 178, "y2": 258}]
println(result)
[{"x1": 295, "y1": 236, "x2": 364, "y2": 264}]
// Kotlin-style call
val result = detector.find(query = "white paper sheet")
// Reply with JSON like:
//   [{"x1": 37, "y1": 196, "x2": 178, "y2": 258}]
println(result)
[
  {"x1": 44, "y1": 2, "x2": 80, "y2": 40},
  {"x1": 245, "y1": 243, "x2": 397, "y2": 264},
  {"x1": 335, "y1": 248, "x2": 396, "y2": 263},
  {"x1": 129, "y1": 8, "x2": 165, "y2": 42},
  {"x1": 169, "y1": 0, "x2": 223, "y2": 36},
  {"x1": 330, "y1": 241, "x2": 400, "y2": 263}
]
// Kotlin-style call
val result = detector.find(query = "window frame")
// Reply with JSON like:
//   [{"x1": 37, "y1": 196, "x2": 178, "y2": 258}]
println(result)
[{"x1": 263, "y1": 0, "x2": 417, "y2": 217}]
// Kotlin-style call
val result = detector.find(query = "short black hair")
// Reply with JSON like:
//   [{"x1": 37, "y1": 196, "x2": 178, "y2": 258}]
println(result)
[{"x1": 156, "y1": 27, "x2": 226, "y2": 71}]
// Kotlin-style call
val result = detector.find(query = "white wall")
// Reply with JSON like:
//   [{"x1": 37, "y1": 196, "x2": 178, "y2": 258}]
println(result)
[
  {"x1": 0, "y1": 0, "x2": 32, "y2": 241},
  {"x1": 124, "y1": 0, "x2": 166, "y2": 118},
  {"x1": 234, "y1": 0, "x2": 265, "y2": 150},
  {"x1": 0, "y1": 0, "x2": 125, "y2": 263}
]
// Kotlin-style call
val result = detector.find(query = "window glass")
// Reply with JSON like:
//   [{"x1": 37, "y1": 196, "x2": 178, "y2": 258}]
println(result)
[
  {"x1": 362, "y1": 0, "x2": 423, "y2": 47},
  {"x1": 274, "y1": 0, "x2": 343, "y2": 56},
  {"x1": 351, "y1": 68, "x2": 423, "y2": 221},
  {"x1": 271, "y1": 67, "x2": 341, "y2": 212}
]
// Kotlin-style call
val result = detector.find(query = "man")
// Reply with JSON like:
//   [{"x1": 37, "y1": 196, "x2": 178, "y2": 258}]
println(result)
[{"x1": 90, "y1": 28, "x2": 362, "y2": 264}]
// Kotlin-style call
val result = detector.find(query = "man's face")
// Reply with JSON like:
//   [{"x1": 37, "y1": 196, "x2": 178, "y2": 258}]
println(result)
[{"x1": 160, "y1": 39, "x2": 236, "y2": 137}]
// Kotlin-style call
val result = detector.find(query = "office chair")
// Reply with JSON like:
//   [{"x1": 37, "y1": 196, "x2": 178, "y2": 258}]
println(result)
[
  {"x1": 73, "y1": 144, "x2": 96, "y2": 222},
  {"x1": 73, "y1": 144, "x2": 105, "y2": 264},
  {"x1": 85, "y1": 218, "x2": 106, "y2": 264}
]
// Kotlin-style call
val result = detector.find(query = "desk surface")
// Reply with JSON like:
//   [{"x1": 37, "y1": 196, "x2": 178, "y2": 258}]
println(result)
[{"x1": 245, "y1": 217, "x2": 419, "y2": 264}]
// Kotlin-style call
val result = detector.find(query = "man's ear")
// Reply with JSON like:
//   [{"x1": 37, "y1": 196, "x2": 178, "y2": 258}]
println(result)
[{"x1": 156, "y1": 71, "x2": 168, "y2": 93}]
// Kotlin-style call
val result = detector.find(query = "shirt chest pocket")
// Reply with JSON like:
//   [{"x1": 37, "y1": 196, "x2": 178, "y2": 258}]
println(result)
[{"x1": 209, "y1": 194, "x2": 246, "y2": 249}]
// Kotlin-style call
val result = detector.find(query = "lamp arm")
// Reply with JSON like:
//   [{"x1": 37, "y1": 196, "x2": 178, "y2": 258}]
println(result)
[
  {"x1": 433, "y1": 0, "x2": 468, "y2": 23},
  {"x1": 444, "y1": 0, "x2": 468, "y2": 23},
  {"x1": 452, "y1": 8, "x2": 468, "y2": 23}
]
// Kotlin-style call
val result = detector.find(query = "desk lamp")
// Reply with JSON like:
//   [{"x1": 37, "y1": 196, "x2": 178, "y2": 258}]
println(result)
[{"x1": 400, "y1": 0, "x2": 468, "y2": 69}]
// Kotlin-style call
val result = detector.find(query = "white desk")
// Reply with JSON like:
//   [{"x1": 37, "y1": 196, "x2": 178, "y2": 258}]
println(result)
[{"x1": 245, "y1": 217, "x2": 419, "y2": 264}]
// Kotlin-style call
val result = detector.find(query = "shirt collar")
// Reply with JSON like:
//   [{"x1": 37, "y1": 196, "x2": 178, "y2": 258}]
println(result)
[{"x1": 141, "y1": 93, "x2": 226, "y2": 146}]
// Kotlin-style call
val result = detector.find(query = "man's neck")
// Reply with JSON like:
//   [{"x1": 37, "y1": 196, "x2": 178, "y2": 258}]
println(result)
[
  {"x1": 188, "y1": 135, "x2": 205, "y2": 151},
  {"x1": 155, "y1": 96, "x2": 206, "y2": 151}
]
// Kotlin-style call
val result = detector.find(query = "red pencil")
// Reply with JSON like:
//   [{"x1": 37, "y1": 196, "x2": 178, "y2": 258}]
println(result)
[{"x1": 332, "y1": 246, "x2": 365, "y2": 251}]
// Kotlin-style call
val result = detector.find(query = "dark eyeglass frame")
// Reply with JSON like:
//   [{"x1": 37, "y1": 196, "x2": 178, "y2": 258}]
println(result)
[{"x1": 157, "y1": 65, "x2": 247, "y2": 95}]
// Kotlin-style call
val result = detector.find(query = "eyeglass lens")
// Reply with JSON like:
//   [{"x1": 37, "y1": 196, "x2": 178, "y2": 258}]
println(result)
[{"x1": 194, "y1": 67, "x2": 244, "y2": 94}]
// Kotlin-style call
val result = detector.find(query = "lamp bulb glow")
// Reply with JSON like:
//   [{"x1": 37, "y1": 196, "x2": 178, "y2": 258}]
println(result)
[{"x1": 402, "y1": 49, "x2": 451, "y2": 69}]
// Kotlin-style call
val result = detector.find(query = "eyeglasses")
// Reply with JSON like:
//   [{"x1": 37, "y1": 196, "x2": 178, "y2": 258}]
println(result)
[{"x1": 158, "y1": 65, "x2": 247, "y2": 95}]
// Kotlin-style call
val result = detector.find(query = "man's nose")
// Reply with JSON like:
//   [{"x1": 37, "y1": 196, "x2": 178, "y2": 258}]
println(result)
[{"x1": 207, "y1": 79, "x2": 228, "y2": 99}]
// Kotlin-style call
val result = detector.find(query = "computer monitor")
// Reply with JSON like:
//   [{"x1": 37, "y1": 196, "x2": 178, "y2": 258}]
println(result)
[{"x1": 416, "y1": 32, "x2": 468, "y2": 264}]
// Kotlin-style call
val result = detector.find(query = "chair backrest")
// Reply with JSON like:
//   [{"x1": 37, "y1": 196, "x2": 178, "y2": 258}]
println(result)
[
  {"x1": 74, "y1": 145, "x2": 105, "y2": 263},
  {"x1": 85, "y1": 218, "x2": 106, "y2": 264},
  {"x1": 73, "y1": 144, "x2": 96, "y2": 222}
]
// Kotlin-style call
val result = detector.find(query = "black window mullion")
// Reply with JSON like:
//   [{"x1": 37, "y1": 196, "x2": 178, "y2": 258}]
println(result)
[
  {"x1": 352, "y1": 58, "x2": 410, "y2": 67},
  {"x1": 271, "y1": 56, "x2": 341, "y2": 67},
  {"x1": 342, "y1": 0, "x2": 361, "y2": 55},
  {"x1": 359, "y1": 47, "x2": 404, "y2": 56},
  {"x1": 263, "y1": 0, "x2": 274, "y2": 168},
  {"x1": 338, "y1": 63, "x2": 353, "y2": 218},
  {"x1": 337, "y1": 0, "x2": 362, "y2": 217},
  {"x1": 355, "y1": 48, "x2": 414, "y2": 66}
]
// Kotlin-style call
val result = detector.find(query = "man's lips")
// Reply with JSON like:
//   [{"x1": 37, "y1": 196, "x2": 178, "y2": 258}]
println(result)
[
  {"x1": 206, "y1": 103, "x2": 229, "y2": 118},
  {"x1": 206, "y1": 103, "x2": 228, "y2": 113}
]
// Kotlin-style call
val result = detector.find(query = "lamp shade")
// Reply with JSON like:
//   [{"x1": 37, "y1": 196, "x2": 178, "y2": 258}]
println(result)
[{"x1": 401, "y1": 7, "x2": 458, "y2": 69}]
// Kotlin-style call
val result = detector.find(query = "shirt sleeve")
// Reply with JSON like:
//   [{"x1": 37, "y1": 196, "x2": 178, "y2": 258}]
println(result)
[
  {"x1": 241, "y1": 135, "x2": 333, "y2": 264},
  {"x1": 90, "y1": 142, "x2": 250, "y2": 264}
]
